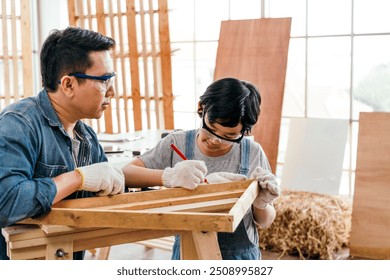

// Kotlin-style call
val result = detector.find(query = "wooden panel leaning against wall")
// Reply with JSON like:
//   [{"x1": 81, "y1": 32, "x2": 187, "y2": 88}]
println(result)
[{"x1": 214, "y1": 18, "x2": 292, "y2": 173}]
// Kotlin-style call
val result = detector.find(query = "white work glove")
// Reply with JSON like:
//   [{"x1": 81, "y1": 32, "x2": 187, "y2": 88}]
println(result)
[
  {"x1": 162, "y1": 160, "x2": 207, "y2": 190},
  {"x1": 76, "y1": 162, "x2": 125, "y2": 196},
  {"x1": 250, "y1": 166, "x2": 280, "y2": 209},
  {"x1": 205, "y1": 172, "x2": 247, "y2": 184}
]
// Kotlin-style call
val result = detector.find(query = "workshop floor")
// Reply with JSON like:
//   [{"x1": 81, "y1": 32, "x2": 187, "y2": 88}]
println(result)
[{"x1": 84, "y1": 241, "x2": 351, "y2": 260}]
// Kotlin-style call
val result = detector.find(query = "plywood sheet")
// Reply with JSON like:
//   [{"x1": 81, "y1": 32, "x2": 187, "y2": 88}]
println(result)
[
  {"x1": 350, "y1": 112, "x2": 390, "y2": 259},
  {"x1": 214, "y1": 18, "x2": 291, "y2": 173}
]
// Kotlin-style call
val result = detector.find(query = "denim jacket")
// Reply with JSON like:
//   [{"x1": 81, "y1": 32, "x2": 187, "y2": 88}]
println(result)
[{"x1": 0, "y1": 89, "x2": 107, "y2": 228}]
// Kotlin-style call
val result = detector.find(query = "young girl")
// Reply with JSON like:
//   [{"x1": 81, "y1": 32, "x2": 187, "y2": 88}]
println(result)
[{"x1": 122, "y1": 77, "x2": 280, "y2": 260}]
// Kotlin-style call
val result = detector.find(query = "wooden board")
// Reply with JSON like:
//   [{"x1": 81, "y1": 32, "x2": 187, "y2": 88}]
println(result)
[
  {"x1": 214, "y1": 18, "x2": 291, "y2": 173},
  {"x1": 21, "y1": 180, "x2": 258, "y2": 233},
  {"x1": 349, "y1": 112, "x2": 390, "y2": 259}
]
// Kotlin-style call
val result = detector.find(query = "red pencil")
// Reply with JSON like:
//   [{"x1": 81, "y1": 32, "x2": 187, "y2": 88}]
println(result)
[
  {"x1": 170, "y1": 143, "x2": 187, "y2": 160},
  {"x1": 170, "y1": 143, "x2": 209, "y2": 183}
]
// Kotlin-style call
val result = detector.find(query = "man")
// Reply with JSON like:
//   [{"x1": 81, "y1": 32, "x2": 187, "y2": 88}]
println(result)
[{"x1": 0, "y1": 27, "x2": 125, "y2": 259}]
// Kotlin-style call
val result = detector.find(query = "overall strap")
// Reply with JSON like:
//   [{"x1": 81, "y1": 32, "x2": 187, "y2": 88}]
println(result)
[
  {"x1": 239, "y1": 137, "x2": 251, "y2": 176},
  {"x1": 184, "y1": 129, "x2": 197, "y2": 160}
]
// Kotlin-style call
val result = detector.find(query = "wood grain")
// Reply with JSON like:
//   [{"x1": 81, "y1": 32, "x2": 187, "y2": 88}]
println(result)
[
  {"x1": 350, "y1": 112, "x2": 390, "y2": 259},
  {"x1": 214, "y1": 18, "x2": 291, "y2": 172}
]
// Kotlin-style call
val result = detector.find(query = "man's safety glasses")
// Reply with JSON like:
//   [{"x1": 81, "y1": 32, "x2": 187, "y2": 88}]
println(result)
[{"x1": 59, "y1": 72, "x2": 116, "y2": 92}]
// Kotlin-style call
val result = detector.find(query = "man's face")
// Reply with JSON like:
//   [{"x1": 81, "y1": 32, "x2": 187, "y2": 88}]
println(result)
[{"x1": 72, "y1": 50, "x2": 116, "y2": 120}]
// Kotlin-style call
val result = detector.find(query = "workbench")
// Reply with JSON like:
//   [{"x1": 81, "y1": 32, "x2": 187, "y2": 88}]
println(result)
[{"x1": 2, "y1": 180, "x2": 258, "y2": 260}]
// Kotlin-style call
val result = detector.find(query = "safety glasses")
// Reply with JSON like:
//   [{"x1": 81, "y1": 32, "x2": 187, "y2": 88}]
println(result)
[
  {"x1": 59, "y1": 72, "x2": 116, "y2": 92},
  {"x1": 69, "y1": 72, "x2": 116, "y2": 92},
  {"x1": 201, "y1": 114, "x2": 244, "y2": 145}
]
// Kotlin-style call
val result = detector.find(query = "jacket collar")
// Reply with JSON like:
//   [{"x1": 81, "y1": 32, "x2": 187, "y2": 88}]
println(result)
[{"x1": 37, "y1": 89, "x2": 90, "y2": 138}]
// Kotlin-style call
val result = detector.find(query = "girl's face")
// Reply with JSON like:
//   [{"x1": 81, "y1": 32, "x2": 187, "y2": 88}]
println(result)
[{"x1": 197, "y1": 113, "x2": 244, "y2": 157}]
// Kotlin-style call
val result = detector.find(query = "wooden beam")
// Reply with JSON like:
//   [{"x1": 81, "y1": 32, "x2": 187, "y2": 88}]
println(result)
[
  {"x1": 158, "y1": 0, "x2": 174, "y2": 129},
  {"x1": 126, "y1": 0, "x2": 143, "y2": 131}
]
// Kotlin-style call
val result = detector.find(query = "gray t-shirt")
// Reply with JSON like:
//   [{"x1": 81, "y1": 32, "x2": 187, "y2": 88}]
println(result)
[{"x1": 139, "y1": 129, "x2": 271, "y2": 176}]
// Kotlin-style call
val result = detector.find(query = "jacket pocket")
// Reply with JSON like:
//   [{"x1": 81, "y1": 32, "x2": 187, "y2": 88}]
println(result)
[{"x1": 34, "y1": 161, "x2": 68, "y2": 178}]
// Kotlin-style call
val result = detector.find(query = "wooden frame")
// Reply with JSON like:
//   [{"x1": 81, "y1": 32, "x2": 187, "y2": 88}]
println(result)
[
  {"x1": 4, "y1": 180, "x2": 259, "y2": 260},
  {"x1": 22, "y1": 180, "x2": 258, "y2": 232}
]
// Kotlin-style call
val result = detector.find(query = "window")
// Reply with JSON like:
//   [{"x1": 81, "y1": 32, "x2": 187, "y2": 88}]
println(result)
[{"x1": 168, "y1": 0, "x2": 390, "y2": 197}]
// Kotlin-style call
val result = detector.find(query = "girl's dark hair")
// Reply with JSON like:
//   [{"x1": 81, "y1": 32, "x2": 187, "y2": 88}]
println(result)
[
  {"x1": 40, "y1": 26, "x2": 115, "y2": 92},
  {"x1": 198, "y1": 77, "x2": 261, "y2": 134}
]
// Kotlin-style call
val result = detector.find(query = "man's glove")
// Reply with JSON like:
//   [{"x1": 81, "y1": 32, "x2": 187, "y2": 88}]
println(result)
[
  {"x1": 250, "y1": 166, "x2": 280, "y2": 209},
  {"x1": 76, "y1": 162, "x2": 125, "y2": 196},
  {"x1": 162, "y1": 160, "x2": 207, "y2": 190},
  {"x1": 205, "y1": 172, "x2": 247, "y2": 184}
]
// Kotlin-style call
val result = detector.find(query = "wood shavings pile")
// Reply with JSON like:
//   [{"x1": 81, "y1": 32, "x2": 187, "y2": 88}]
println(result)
[{"x1": 258, "y1": 190, "x2": 352, "y2": 260}]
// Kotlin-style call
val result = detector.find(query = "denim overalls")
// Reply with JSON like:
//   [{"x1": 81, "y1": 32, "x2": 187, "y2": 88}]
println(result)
[{"x1": 171, "y1": 130, "x2": 260, "y2": 260}]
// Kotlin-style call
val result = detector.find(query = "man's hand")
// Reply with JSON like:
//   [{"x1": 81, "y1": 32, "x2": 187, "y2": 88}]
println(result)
[
  {"x1": 76, "y1": 162, "x2": 125, "y2": 196},
  {"x1": 205, "y1": 172, "x2": 247, "y2": 184},
  {"x1": 250, "y1": 166, "x2": 280, "y2": 209},
  {"x1": 162, "y1": 160, "x2": 207, "y2": 190}
]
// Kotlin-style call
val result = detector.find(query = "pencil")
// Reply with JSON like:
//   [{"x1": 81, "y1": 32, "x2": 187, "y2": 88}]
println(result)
[
  {"x1": 170, "y1": 143, "x2": 209, "y2": 183},
  {"x1": 170, "y1": 143, "x2": 187, "y2": 160}
]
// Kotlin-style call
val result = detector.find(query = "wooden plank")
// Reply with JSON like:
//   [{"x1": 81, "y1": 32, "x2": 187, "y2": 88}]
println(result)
[
  {"x1": 115, "y1": 0, "x2": 127, "y2": 133},
  {"x1": 52, "y1": 180, "x2": 250, "y2": 209},
  {"x1": 8, "y1": 245, "x2": 47, "y2": 260},
  {"x1": 148, "y1": 0, "x2": 161, "y2": 128},
  {"x1": 350, "y1": 112, "x2": 390, "y2": 260},
  {"x1": 126, "y1": 0, "x2": 143, "y2": 131},
  {"x1": 96, "y1": 246, "x2": 110, "y2": 260},
  {"x1": 180, "y1": 231, "x2": 198, "y2": 260},
  {"x1": 95, "y1": 0, "x2": 113, "y2": 133},
  {"x1": 20, "y1": 0, "x2": 33, "y2": 98},
  {"x1": 87, "y1": 190, "x2": 243, "y2": 211},
  {"x1": 192, "y1": 231, "x2": 222, "y2": 260},
  {"x1": 158, "y1": 0, "x2": 174, "y2": 129},
  {"x1": 8, "y1": 227, "x2": 138, "y2": 249},
  {"x1": 67, "y1": 0, "x2": 77, "y2": 26},
  {"x1": 228, "y1": 180, "x2": 258, "y2": 230},
  {"x1": 2, "y1": 225, "x2": 46, "y2": 242},
  {"x1": 2, "y1": 0, "x2": 11, "y2": 105},
  {"x1": 21, "y1": 209, "x2": 234, "y2": 232},
  {"x1": 77, "y1": 0, "x2": 85, "y2": 28},
  {"x1": 11, "y1": 0, "x2": 20, "y2": 101},
  {"x1": 40, "y1": 224, "x2": 79, "y2": 234},
  {"x1": 139, "y1": 0, "x2": 152, "y2": 129},
  {"x1": 214, "y1": 18, "x2": 291, "y2": 173},
  {"x1": 143, "y1": 197, "x2": 237, "y2": 213}
]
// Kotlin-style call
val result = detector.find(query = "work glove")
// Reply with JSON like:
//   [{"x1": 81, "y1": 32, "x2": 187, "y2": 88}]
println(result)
[
  {"x1": 162, "y1": 160, "x2": 207, "y2": 190},
  {"x1": 76, "y1": 162, "x2": 125, "y2": 196},
  {"x1": 205, "y1": 172, "x2": 247, "y2": 184},
  {"x1": 250, "y1": 166, "x2": 280, "y2": 209}
]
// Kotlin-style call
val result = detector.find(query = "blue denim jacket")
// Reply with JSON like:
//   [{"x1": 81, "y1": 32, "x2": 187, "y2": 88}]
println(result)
[{"x1": 0, "y1": 89, "x2": 106, "y2": 259}]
